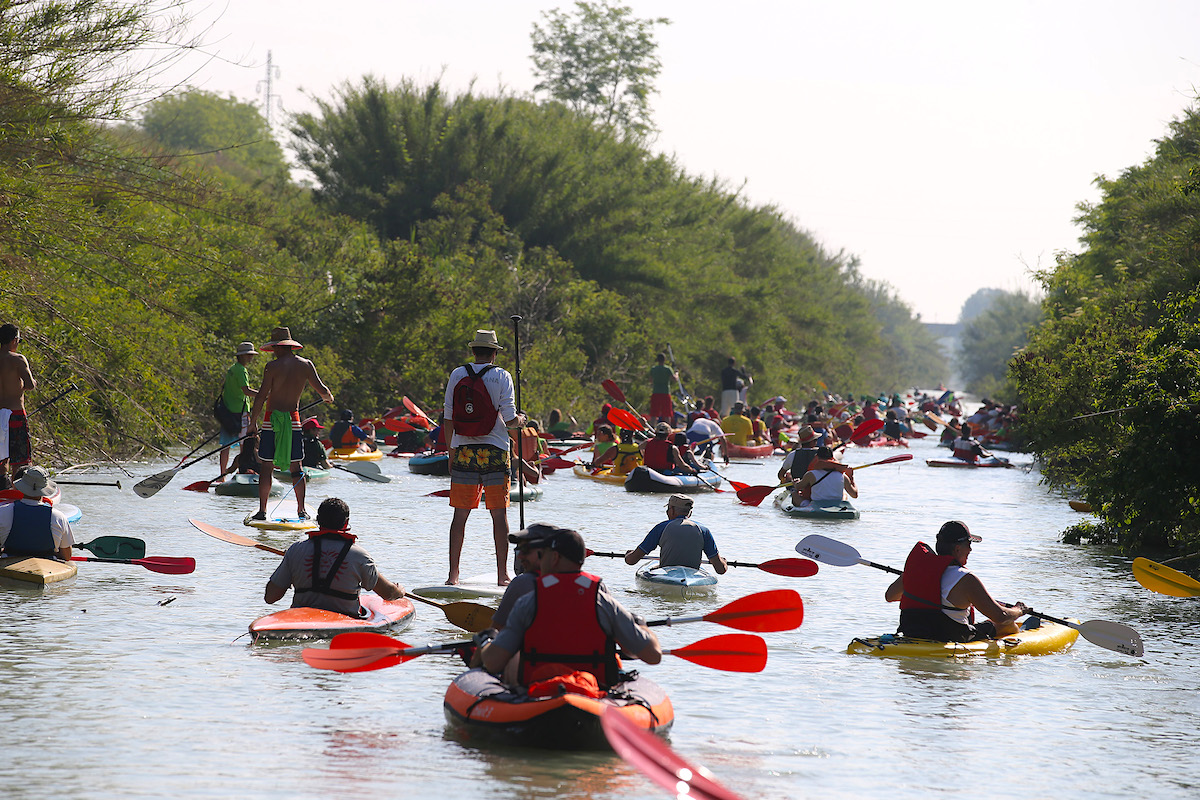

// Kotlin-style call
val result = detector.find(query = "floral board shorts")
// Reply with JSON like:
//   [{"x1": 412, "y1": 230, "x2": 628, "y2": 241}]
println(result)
[{"x1": 449, "y1": 444, "x2": 510, "y2": 510}]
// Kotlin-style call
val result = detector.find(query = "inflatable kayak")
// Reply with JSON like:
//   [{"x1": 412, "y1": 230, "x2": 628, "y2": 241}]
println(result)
[
  {"x1": 623, "y1": 466, "x2": 721, "y2": 494},
  {"x1": 774, "y1": 494, "x2": 860, "y2": 520},
  {"x1": 635, "y1": 562, "x2": 718, "y2": 592},
  {"x1": 214, "y1": 473, "x2": 280, "y2": 497},
  {"x1": 0, "y1": 556, "x2": 77, "y2": 585},
  {"x1": 411, "y1": 573, "x2": 505, "y2": 600},
  {"x1": 249, "y1": 592, "x2": 415, "y2": 641},
  {"x1": 725, "y1": 442, "x2": 774, "y2": 459},
  {"x1": 330, "y1": 447, "x2": 383, "y2": 462},
  {"x1": 571, "y1": 464, "x2": 629, "y2": 484},
  {"x1": 847, "y1": 620, "x2": 1079, "y2": 658},
  {"x1": 244, "y1": 516, "x2": 311, "y2": 532},
  {"x1": 926, "y1": 456, "x2": 1011, "y2": 468},
  {"x1": 444, "y1": 667, "x2": 674, "y2": 750},
  {"x1": 408, "y1": 452, "x2": 450, "y2": 476},
  {"x1": 510, "y1": 482, "x2": 544, "y2": 502},
  {"x1": 853, "y1": 437, "x2": 909, "y2": 448}
]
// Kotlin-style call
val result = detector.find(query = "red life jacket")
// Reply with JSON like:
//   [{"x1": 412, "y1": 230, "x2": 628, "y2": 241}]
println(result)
[
  {"x1": 642, "y1": 438, "x2": 672, "y2": 471},
  {"x1": 899, "y1": 542, "x2": 972, "y2": 622},
  {"x1": 521, "y1": 571, "x2": 619, "y2": 687},
  {"x1": 451, "y1": 364, "x2": 499, "y2": 437}
]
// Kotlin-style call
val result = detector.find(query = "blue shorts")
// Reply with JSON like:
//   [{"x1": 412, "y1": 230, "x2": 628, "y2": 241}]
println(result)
[{"x1": 258, "y1": 427, "x2": 304, "y2": 463}]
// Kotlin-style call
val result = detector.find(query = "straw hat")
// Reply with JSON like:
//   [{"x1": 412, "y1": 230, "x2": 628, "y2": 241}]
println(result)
[
  {"x1": 262, "y1": 326, "x2": 303, "y2": 351},
  {"x1": 796, "y1": 425, "x2": 820, "y2": 444},
  {"x1": 468, "y1": 330, "x2": 504, "y2": 350},
  {"x1": 235, "y1": 341, "x2": 257, "y2": 356}
]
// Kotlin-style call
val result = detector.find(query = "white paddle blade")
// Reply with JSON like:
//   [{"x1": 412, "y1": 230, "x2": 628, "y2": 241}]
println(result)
[
  {"x1": 796, "y1": 534, "x2": 862, "y2": 567},
  {"x1": 1077, "y1": 620, "x2": 1144, "y2": 657},
  {"x1": 336, "y1": 463, "x2": 390, "y2": 483},
  {"x1": 132, "y1": 468, "x2": 178, "y2": 498}
]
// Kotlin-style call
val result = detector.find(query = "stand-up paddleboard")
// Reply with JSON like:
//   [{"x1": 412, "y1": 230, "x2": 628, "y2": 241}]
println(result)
[
  {"x1": 412, "y1": 573, "x2": 506, "y2": 600},
  {"x1": 244, "y1": 516, "x2": 311, "y2": 532}
]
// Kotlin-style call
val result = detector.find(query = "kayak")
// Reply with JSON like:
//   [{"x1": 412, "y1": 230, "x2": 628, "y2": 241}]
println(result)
[
  {"x1": 853, "y1": 438, "x2": 909, "y2": 448},
  {"x1": 774, "y1": 494, "x2": 860, "y2": 520},
  {"x1": 214, "y1": 474, "x2": 280, "y2": 497},
  {"x1": 0, "y1": 556, "x2": 77, "y2": 585},
  {"x1": 510, "y1": 483, "x2": 544, "y2": 501},
  {"x1": 249, "y1": 592, "x2": 415, "y2": 641},
  {"x1": 330, "y1": 447, "x2": 383, "y2": 462},
  {"x1": 244, "y1": 516, "x2": 311, "y2": 532},
  {"x1": 409, "y1": 452, "x2": 450, "y2": 476},
  {"x1": 725, "y1": 442, "x2": 774, "y2": 459},
  {"x1": 847, "y1": 620, "x2": 1079, "y2": 658},
  {"x1": 444, "y1": 667, "x2": 674, "y2": 749},
  {"x1": 635, "y1": 562, "x2": 718, "y2": 592},
  {"x1": 59, "y1": 504, "x2": 82, "y2": 524},
  {"x1": 926, "y1": 456, "x2": 1011, "y2": 468},
  {"x1": 623, "y1": 466, "x2": 721, "y2": 494},
  {"x1": 273, "y1": 466, "x2": 331, "y2": 482},
  {"x1": 571, "y1": 464, "x2": 628, "y2": 485},
  {"x1": 410, "y1": 573, "x2": 505, "y2": 600}
]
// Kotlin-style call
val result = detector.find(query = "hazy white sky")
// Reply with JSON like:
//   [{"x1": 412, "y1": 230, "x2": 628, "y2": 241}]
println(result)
[{"x1": 162, "y1": 1, "x2": 1200, "y2": 323}]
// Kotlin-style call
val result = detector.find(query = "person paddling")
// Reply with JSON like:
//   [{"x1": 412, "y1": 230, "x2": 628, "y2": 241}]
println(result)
[
  {"x1": 0, "y1": 467, "x2": 74, "y2": 560},
  {"x1": 639, "y1": 422, "x2": 697, "y2": 475},
  {"x1": 329, "y1": 409, "x2": 377, "y2": 453},
  {"x1": 624, "y1": 494, "x2": 727, "y2": 573},
  {"x1": 789, "y1": 446, "x2": 857, "y2": 506},
  {"x1": 264, "y1": 498, "x2": 405, "y2": 616},
  {"x1": 883, "y1": 521, "x2": 1029, "y2": 642}
]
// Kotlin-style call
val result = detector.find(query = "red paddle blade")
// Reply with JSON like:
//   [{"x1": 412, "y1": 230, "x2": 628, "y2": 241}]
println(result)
[
  {"x1": 601, "y1": 378, "x2": 628, "y2": 404},
  {"x1": 736, "y1": 484, "x2": 781, "y2": 506},
  {"x1": 756, "y1": 558, "x2": 819, "y2": 578},
  {"x1": 606, "y1": 407, "x2": 646, "y2": 431},
  {"x1": 380, "y1": 418, "x2": 416, "y2": 433},
  {"x1": 402, "y1": 396, "x2": 431, "y2": 423},
  {"x1": 138, "y1": 556, "x2": 196, "y2": 574},
  {"x1": 423, "y1": 489, "x2": 452, "y2": 497},
  {"x1": 601, "y1": 707, "x2": 747, "y2": 800},
  {"x1": 330, "y1": 632, "x2": 409, "y2": 649},
  {"x1": 182, "y1": 480, "x2": 214, "y2": 492},
  {"x1": 541, "y1": 456, "x2": 578, "y2": 470},
  {"x1": 703, "y1": 589, "x2": 804, "y2": 632},
  {"x1": 302, "y1": 646, "x2": 405, "y2": 672},
  {"x1": 665, "y1": 634, "x2": 767, "y2": 672},
  {"x1": 849, "y1": 419, "x2": 884, "y2": 441},
  {"x1": 725, "y1": 479, "x2": 749, "y2": 492}
]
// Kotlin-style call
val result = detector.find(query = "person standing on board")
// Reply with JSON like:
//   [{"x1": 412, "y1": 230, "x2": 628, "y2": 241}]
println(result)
[
  {"x1": 719, "y1": 358, "x2": 750, "y2": 416},
  {"x1": 218, "y1": 342, "x2": 259, "y2": 477},
  {"x1": 443, "y1": 329, "x2": 525, "y2": 587},
  {"x1": 649, "y1": 353, "x2": 676, "y2": 425},
  {"x1": 884, "y1": 521, "x2": 1029, "y2": 642},
  {"x1": 0, "y1": 324, "x2": 36, "y2": 490},
  {"x1": 264, "y1": 497, "x2": 405, "y2": 615},
  {"x1": 625, "y1": 494, "x2": 727, "y2": 573},
  {"x1": 481, "y1": 526, "x2": 662, "y2": 688},
  {"x1": 248, "y1": 326, "x2": 334, "y2": 522},
  {"x1": 0, "y1": 467, "x2": 74, "y2": 560}
]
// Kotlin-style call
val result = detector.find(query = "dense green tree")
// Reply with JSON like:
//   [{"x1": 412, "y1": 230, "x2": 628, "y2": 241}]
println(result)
[
  {"x1": 530, "y1": 1, "x2": 670, "y2": 138},
  {"x1": 956, "y1": 289, "x2": 1042, "y2": 401}
]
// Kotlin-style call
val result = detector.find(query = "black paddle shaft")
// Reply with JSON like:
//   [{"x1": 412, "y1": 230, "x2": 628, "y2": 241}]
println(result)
[{"x1": 511, "y1": 315, "x2": 525, "y2": 529}]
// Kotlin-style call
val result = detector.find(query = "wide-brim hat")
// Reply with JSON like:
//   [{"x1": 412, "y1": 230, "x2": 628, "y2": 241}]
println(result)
[
  {"x1": 235, "y1": 341, "x2": 257, "y2": 356},
  {"x1": 468, "y1": 329, "x2": 504, "y2": 350},
  {"x1": 262, "y1": 326, "x2": 303, "y2": 351},
  {"x1": 14, "y1": 466, "x2": 56, "y2": 498},
  {"x1": 796, "y1": 425, "x2": 820, "y2": 443}
]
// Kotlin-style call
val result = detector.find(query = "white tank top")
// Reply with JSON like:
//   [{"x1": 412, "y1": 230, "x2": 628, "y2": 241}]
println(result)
[
  {"x1": 940, "y1": 565, "x2": 971, "y2": 624},
  {"x1": 809, "y1": 470, "x2": 845, "y2": 502}
]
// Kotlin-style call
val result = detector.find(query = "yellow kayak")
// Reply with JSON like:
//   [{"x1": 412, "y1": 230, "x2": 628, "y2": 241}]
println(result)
[
  {"x1": 0, "y1": 556, "x2": 78, "y2": 585},
  {"x1": 847, "y1": 620, "x2": 1079, "y2": 658},
  {"x1": 330, "y1": 447, "x2": 383, "y2": 462}
]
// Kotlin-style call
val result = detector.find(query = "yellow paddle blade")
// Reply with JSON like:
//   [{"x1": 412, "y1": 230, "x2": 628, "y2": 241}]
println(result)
[{"x1": 1132, "y1": 557, "x2": 1200, "y2": 598}]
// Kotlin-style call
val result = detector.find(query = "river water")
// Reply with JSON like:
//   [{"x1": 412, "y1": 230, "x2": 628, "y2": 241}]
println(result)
[{"x1": 1, "y1": 434, "x2": 1197, "y2": 799}]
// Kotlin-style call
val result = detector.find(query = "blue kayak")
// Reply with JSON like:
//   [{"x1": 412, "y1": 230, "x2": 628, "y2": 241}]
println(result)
[
  {"x1": 408, "y1": 452, "x2": 449, "y2": 476},
  {"x1": 635, "y1": 563, "x2": 718, "y2": 592},
  {"x1": 623, "y1": 466, "x2": 721, "y2": 493}
]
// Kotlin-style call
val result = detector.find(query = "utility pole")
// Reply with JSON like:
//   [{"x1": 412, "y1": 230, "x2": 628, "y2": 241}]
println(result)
[{"x1": 257, "y1": 50, "x2": 282, "y2": 129}]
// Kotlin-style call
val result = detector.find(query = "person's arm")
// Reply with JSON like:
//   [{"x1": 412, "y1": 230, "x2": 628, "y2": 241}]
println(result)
[
  {"x1": 370, "y1": 573, "x2": 405, "y2": 601},
  {"x1": 624, "y1": 546, "x2": 649, "y2": 566},
  {"x1": 248, "y1": 365, "x2": 273, "y2": 432},
  {"x1": 18, "y1": 354, "x2": 36, "y2": 392},
  {"x1": 305, "y1": 362, "x2": 334, "y2": 404},
  {"x1": 264, "y1": 580, "x2": 288, "y2": 604},
  {"x1": 844, "y1": 473, "x2": 859, "y2": 498},
  {"x1": 627, "y1": 522, "x2": 665, "y2": 564},
  {"x1": 947, "y1": 573, "x2": 1027, "y2": 626},
  {"x1": 710, "y1": 553, "x2": 728, "y2": 574},
  {"x1": 885, "y1": 575, "x2": 904, "y2": 603}
]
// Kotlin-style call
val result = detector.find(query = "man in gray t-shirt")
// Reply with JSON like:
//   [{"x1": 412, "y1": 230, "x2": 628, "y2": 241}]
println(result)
[{"x1": 264, "y1": 498, "x2": 405, "y2": 617}]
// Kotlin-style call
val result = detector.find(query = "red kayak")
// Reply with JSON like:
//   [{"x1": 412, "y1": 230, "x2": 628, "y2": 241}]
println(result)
[{"x1": 249, "y1": 593, "x2": 416, "y2": 641}]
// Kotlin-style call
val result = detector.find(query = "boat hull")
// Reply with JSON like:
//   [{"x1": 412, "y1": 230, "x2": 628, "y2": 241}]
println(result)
[
  {"x1": 623, "y1": 466, "x2": 720, "y2": 493},
  {"x1": 249, "y1": 593, "x2": 415, "y2": 641}
]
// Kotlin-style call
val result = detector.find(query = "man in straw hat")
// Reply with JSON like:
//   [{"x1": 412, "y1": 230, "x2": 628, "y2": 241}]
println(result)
[
  {"x1": 778, "y1": 424, "x2": 821, "y2": 483},
  {"x1": 248, "y1": 326, "x2": 334, "y2": 522},
  {"x1": 0, "y1": 467, "x2": 74, "y2": 560},
  {"x1": 219, "y1": 341, "x2": 260, "y2": 476},
  {"x1": 442, "y1": 329, "x2": 525, "y2": 586}
]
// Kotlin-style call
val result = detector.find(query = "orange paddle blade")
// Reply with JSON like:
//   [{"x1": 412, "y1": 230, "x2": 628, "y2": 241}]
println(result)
[
  {"x1": 541, "y1": 456, "x2": 578, "y2": 470},
  {"x1": 302, "y1": 646, "x2": 407, "y2": 673},
  {"x1": 182, "y1": 480, "x2": 216, "y2": 492},
  {"x1": 702, "y1": 589, "x2": 803, "y2": 632},
  {"x1": 664, "y1": 634, "x2": 767, "y2": 672},
  {"x1": 190, "y1": 519, "x2": 258, "y2": 548}
]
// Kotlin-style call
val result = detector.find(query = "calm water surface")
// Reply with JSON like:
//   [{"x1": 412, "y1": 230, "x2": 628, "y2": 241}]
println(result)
[{"x1": 2, "y1": 436, "x2": 1197, "y2": 799}]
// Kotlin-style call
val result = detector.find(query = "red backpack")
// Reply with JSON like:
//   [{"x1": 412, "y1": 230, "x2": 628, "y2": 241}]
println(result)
[{"x1": 451, "y1": 364, "x2": 499, "y2": 436}]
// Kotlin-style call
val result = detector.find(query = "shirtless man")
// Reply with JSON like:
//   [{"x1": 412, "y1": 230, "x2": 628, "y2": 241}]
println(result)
[
  {"x1": 247, "y1": 327, "x2": 333, "y2": 521},
  {"x1": 0, "y1": 324, "x2": 36, "y2": 488}
]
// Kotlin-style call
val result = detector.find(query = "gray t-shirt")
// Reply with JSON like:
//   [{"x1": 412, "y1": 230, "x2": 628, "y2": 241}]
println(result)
[
  {"x1": 492, "y1": 573, "x2": 653, "y2": 658},
  {"x1": 491, "y1": 572, "x2": 537, "y2": 629},
  {"x1": 269, "y1": 535, "x2": 379, "y2": 616}
]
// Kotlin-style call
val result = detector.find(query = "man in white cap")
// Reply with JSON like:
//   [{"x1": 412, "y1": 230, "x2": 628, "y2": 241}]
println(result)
[
  {"x1": 0, "y1": 467, "x2": 74, "y2": 560},
  {"x1": 624, "y1": 494, "x2": 727, "y2": 573},
  {"x1": 443, "y1": 329, "x2": 526, "y2": 586},
  {"x1": 219, "y1": 341, "x2": 259, "y2": 476},
  {"x1": 248, "y1": 326, "x2": 334, "y2": 522}
]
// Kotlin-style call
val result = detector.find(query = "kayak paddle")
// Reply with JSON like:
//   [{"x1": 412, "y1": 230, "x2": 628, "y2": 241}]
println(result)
[
  {"x1": 602, "y1": 379, "x2": 648, "y2": 425},
  {"x1": 607, "y1": 406, "x2": 651, "y2": 434},
  {"x1": 53, "y1": 479, "x2": 122, "y2": 489},
  {"x1": 660, "y1": 634, "x2": 767, "y2": 672},
  {"x1": 1131, "y1": 557, "x2": 1200, "y2": 598},
  {"x1": 644, "y1": 589, "x2": 804, "y2": 632},
  {"x1": 587, "y1": 550, "x2": 818, "y2": 579},
  {"x1": 423, "y1": 489, "x2": 452, "y2": 497},
  {"x1": 736, "y1": 452, "x2": 912, "y2": 506},
  {"x1": 71, "y1": 555, "x2": 196, "y2": 574},
  {"x1": 75, "y1": 536, "x2": 147, "y2": 560},
  {"x1": 601, "y1": 707, "x2": 746, "y2": 800},
  {"x1": 189, "y1": 520, "x2": 492, "y2": 633},
  {"x1": 796, "y1": 533, "x2": 1144, "y2": 656},
  {"x1": 330, "y1": 462, "x2": 391, "y2": 483},
  {"x1": 541, "y1": 456, "x2": 579, "y2": 470}
]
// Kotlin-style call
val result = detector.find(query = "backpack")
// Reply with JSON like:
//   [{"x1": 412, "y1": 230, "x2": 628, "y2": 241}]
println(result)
[
  {"x1": 213, "y1": 392, "x2": 241, "y2": 435},
  {"x1": 451, "y1": 364, "x2": 499, "y2": 436}
]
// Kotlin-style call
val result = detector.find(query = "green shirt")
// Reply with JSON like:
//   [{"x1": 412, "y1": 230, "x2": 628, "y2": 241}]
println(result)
[
  {"x1": 222, "y1": 362, "x2": 251, "y2": 414},
  {"x1": 650, "y1": 364, "x2": 674, "y2": 394}
]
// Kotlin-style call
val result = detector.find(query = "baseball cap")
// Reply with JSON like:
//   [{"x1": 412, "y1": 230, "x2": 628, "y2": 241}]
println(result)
[
  {"x1": 666, "y1": 494, "x2": 694, "y2": 514},
  {"x1": 655, "y1": 422, "x2": 671, "y2": 435},
  {"x1": 302, "y1": 417, "x2": 324, "y2": 431},
  {"x1": 936, "y1": 520, "x2": 981, "y2": 546},
  {"x1": 508, "y1": 522, "x2": 563, "y2": 546}
]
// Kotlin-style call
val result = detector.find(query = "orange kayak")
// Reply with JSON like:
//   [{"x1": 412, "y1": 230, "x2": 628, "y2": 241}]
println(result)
[{"x1": 249, "y1": 592, "x2": 415, "y2": 641}]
